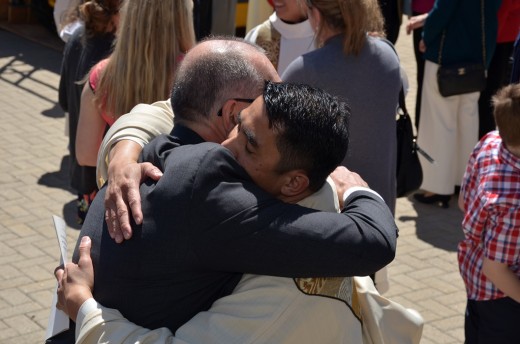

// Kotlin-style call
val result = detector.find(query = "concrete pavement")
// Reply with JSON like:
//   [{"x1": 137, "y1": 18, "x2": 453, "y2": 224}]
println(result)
[{"x1": 0, "y1": 24, "x2": 467, "y2": 343}]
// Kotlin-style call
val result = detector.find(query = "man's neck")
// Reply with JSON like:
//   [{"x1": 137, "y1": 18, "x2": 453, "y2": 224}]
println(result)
[
  {"x1": 279, "y1": 189, "x2": 314, "y2": 205},
  {"x1": 175, "y1": 119, "x2": 228, "y2": 144}
]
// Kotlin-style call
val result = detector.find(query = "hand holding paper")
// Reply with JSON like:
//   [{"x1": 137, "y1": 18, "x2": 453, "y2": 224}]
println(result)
[
  {"x1": 45, "y1": 215, "x2": 70, "y2": 340},
  {"x1": 55, "y1": 236, "x2": 95, "y2": 322}
]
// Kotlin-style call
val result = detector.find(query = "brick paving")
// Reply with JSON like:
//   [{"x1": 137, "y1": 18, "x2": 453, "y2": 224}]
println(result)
[{"x1": 0, "y1": 22, "x2": 467, "y2": 343}]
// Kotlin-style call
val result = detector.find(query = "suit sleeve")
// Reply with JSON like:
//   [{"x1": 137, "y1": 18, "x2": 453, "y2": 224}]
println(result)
[{"x1": 188, "y1": 146, "x2": 398, "y2": 277}]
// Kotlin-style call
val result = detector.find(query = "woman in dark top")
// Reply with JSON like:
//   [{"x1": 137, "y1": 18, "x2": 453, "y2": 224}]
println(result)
[{"x1": 58, "y1": 0, "x2": 120, "y2": 224}]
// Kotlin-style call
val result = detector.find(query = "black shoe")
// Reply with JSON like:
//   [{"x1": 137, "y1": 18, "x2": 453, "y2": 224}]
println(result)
[{"x1": 413, "y1": 193, "x2": 451, "y2": 208}]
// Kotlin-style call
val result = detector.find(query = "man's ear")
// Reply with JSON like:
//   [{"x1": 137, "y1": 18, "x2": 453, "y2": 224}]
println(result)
[
  {"x1": 281, "y1": 170, "x2": 310, "y2": 197},
  {"x1": 221, "y1": 100, "x2": 237, "y2": 133}
]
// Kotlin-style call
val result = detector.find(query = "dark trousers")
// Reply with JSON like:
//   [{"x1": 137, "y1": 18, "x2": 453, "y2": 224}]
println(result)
[
  {"x1": 477, "y1": 42, "x2": 514, "y2": 139},
  {"x1": 193, "y1": 0, "x2": 212, "y2": 41},
  {"x1": 412, "y1": 12, "x2": 425, "y2": 130},
  {"x1": 378, "y1": 0, "x2": 401, "y2": 44},
  {"x1": 464, "y1": 297, "x2": 520, "y2": 344}
]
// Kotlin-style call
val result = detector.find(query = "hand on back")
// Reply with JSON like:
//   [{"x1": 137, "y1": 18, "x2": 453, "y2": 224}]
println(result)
[
  {"x1": 104, "y1": 158, "x2": 162, "y2": 243},
  {"x1": 329, "y1": 166, "x2": 368, "y2": 209}
]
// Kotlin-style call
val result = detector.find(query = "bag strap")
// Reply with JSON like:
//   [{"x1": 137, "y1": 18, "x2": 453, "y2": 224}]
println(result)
[
  {"x1": 398, "y1": 86, "x2": 408, "y2": 117},
  {"x1": 398, "y1": 86, "x2": 435, "y2": 163},
  {"x1": 438, "y1": 0, "x2": 485, "y2": 67}
]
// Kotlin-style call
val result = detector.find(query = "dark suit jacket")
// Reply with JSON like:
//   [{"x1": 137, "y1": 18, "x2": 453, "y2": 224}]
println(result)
[{"x1": 74, "y1": 125, "x2": 398, "y2": 332}]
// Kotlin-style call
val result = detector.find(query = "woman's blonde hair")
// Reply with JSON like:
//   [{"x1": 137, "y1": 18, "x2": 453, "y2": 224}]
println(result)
[
  {"x1": 94, "y1": 0, "x2": 196, "y2": 120},
  {"x1": 305, "y1": 0, "x2": 384, "y2": 55}
]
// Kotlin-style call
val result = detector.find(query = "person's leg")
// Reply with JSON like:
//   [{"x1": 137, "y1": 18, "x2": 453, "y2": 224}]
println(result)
[
  {"x1": 378, "y1": 0, "x2": 400, "y2": 44},
  {"x1": 193, "y1": 0, "x2": 212, "y2": 41},
  {"x1": 464, "y1": 299, "x2": 478, "y2": 344},
  {"x1": 456, "y1": 91, "x2": 479, "y2": 186},
  {"x1": 212, "y1": 0, "x2": 237, "y2": 36},
  {"x1": 412, "y1": 20, "x2": 425, "y2": 130},
  {"x1": 478, "y1": 42, "x2": 514, "y2": 138},
  {"x1": 471, "y1": 297, "x2": 520, "y2": 343},
  {"x1": 417, "y1": 61, "x2": 458, "y2": 196}
]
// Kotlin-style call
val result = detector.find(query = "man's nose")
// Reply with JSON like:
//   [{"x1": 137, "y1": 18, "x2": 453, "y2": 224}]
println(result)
[{"x1": 221, "y1": 136, "x2": 238, "y2": 159}]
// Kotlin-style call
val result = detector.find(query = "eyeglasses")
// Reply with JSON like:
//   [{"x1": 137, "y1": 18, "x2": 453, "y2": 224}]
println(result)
[{"x1": 217, "y1": 98, "x2": 255, "y2": 116}]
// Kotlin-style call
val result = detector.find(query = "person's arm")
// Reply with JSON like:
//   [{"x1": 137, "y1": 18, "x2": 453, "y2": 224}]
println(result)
[
  {"x1": 104, "y1": 140, "x2": 163, "y2": 242},
  {"x1": 186, "y1": 147, "x2": 397, "y2": 277},
  {"x1": 405, "y1": 13, "x2": 428, "y2": 35},
  {"x1": 482, "y1": 257, "x2": 520, "y2": 303},
  {"x1": 55, "y1": 236, "x2": 181, "y2": 344},
  {"x1": 76, "y1": 300, "x2": 179, "y2": 344},
  {"x1": 421, "y1": 0, "x2": 460, "y2": 48},
  {"x1": 76, "y1": 82, "x2": 106, "y2": 167},
  {"x1": 64, "y1": 181, "x2": 345, "y2": 344},
  {"x1": 479, "y1": 187, "x2": 520, "y2": 303},
  {"x1": 96, "y1": 100, "x2": 174, "y2": 241},
  {"x1": 458, "y1": 192, "x2": 464, "y2": 211},
  {"x1": 96, "y1": 100, "x2": 174, "y2": 186}
]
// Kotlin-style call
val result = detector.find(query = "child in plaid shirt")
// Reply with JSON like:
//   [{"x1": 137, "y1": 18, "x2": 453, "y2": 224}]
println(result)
[{"x1": 458, "y1": 84, "x2": 520, "y2": 343}]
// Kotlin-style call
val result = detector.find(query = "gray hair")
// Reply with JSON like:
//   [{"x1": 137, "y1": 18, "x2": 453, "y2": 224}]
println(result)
[{"x1": 171, "y1": 37, "x2": 267, "y2": 123}]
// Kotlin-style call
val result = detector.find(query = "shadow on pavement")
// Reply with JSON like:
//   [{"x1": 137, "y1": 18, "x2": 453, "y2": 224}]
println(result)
[
  {"x1": 0, "y1": 28, "x2": 62, "y2": 73},
  {"x1": 63, "y1": 199, "x2": 82, "y2": 230},
  {"x1": 38, "y1": 155, "x2": 82, "y2": 230},
  {"x1": 42, "y1": 102, "x2": 65, "y2": 118},
  {"x1": 0, "y1": 29, "x2": 62, "y2": 106},
  {"x1": 38, "y1": 155, "x2": 74, "y2": 192},
  {"x1": 398, "y1": 194, "x2": 464, "y2": 252}
]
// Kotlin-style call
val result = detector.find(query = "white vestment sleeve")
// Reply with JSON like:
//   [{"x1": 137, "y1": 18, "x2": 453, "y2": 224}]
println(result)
[{"x1": 96, "y1": 100, "x2": 174, "y2": 188}]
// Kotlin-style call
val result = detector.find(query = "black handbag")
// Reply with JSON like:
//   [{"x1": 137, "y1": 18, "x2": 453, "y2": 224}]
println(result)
[
  {"x1": 437, "y1": 63, "x2": 486, "y2": 97},
  {"x1": 436, "y1": 0, "x2": 487, "y2": 97},
  {"x1": 396, "y1": 87, "x2": 433, "y2": 197}
]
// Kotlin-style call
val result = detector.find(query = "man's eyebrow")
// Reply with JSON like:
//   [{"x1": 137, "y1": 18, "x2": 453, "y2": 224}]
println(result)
[{"x1": 237, "y1": 112, "x2": 258, "y2": 148}]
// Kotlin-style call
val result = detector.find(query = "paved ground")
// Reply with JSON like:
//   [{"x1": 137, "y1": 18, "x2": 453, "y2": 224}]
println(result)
[{"x1": 0, "y1": 22, "x2": 467, "y2": 343}]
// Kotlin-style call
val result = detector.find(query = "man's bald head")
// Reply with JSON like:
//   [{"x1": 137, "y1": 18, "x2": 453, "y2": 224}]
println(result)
[{"x1": 171, "y1": 37, "x2": 280, "y2": 125}]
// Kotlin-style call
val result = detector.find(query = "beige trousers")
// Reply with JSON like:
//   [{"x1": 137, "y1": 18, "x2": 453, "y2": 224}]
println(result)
[{"x1": 417, "y1": 61, "x2": 480, "y2": 195}]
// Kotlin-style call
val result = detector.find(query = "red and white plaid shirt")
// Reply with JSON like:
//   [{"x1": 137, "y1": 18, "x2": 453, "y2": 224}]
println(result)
[{"x1": 458, "y1": 131, "x2": 520, "y2": 301}]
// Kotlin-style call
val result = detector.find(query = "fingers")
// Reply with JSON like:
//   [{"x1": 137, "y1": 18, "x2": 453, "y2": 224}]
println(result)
[
  {"x1": 128, "y1": 162, "x2": 162, "y2": 227},
  {"x1": 105, "y1": 206, "x2": 118, "y2": 241},
  {"x1": 104, "y1": 182, "x2": 130, "y2": 243},
  {"x1": 55, "y1": 267, "x2": 64, "y2": 283},
  {"x1": 54, "y1": 264, "x2": 65, "y2": 279},
  {"x1": 405, "y1": 22, "x2": 413, "y2": 35},
  {"x1": 56, "y1": 277, "x2": 67, "y2": 313},
  {"x1": 103, "y1": 161, "x2": 154, "y2": 242},
  {"x1": 141, "y1": 162, "x2": 163, "y2": 182},
  {"x1": 55, "y1": 266, "x2": 68, "y2": 314},
  {"x1": 116, "y1": 196, "x2": 133, "y2": 240},
  {"x1": 77, "y1": 237, "x2": 95, "y2": 285},
  {"x1": 77, "y1": 236, "x2": 92, "y2": 265},
  {"x1": 419, "y1": 39, "x2": 426, "y2": 53}
]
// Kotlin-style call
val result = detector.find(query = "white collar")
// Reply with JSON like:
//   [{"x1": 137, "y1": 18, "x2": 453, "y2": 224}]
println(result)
[{"x1": 269, "y1": 12, "x2": 314, "y2": 39}]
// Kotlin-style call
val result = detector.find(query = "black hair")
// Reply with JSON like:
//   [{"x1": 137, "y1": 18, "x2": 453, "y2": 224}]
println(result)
[{"x1": 263, "y1": 81, "x2": 350, "y2": 191}]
